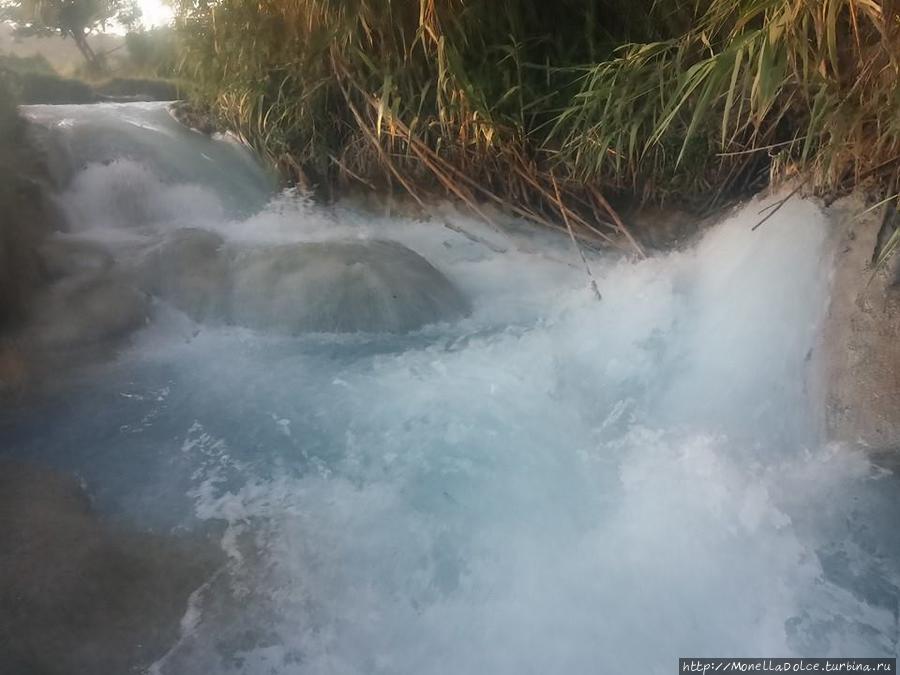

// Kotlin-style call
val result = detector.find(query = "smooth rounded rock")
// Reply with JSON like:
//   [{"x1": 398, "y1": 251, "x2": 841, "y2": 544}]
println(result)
[
  {"x1": 138, "y1": 228, "x2": 230, "y2": 322},
  {"x1": 37, "y1": 235, "x2": 114, "y2": 281},
  {"x1": 30, "y1": 273, "x2": 151, "y2": 349},
  {"x1": 230, "y1": 240, "x2": 470, "y2": 333}
]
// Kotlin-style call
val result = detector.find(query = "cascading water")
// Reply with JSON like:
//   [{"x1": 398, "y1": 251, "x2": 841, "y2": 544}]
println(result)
[{"x1": 3, "y1": 102, "x2": 899, "y2": 674}]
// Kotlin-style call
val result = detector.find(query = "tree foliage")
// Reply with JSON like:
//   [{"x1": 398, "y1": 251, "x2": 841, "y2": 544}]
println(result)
[
  {"x1": 124, "y1": 26, "x2": 178, "y2": 77},
  {"x1": 1, "y1": 0, "x2": 142, "y2": 71}
]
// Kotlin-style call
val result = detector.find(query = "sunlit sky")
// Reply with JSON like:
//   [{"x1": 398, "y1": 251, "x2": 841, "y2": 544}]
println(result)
[{"x1": 138, "y1": 0, "x2": 174, "y2": 28}]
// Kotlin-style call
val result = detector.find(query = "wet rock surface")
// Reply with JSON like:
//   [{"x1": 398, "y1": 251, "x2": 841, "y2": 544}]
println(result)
[
  {"x1": 2, "y1": 225, "x2": 470, "y2": 399},
  {"x1": 37, "y1": 235, "x2": 114, "y2": 281},
  {"x1": 820, "y1": 194, "x2": 900, "y2": 464},
  {"x1": 139, "y1": 228, "x2": 231, "y2": 322},
  {"x1": 135, "y1": 232, "x2": 471, "y2": 334},
  {"x1": 1, "y1": 235, "x2": 151, "y2": 399},
  {"x1": 229, "y1": 239, "x2": 471, "y2": 333},
  {"x1": 0, "y1": 460, "x2": 219, "y2": 675},
  {"x1": 28, "y1": 272, "x2": 151, "y2": 349}
]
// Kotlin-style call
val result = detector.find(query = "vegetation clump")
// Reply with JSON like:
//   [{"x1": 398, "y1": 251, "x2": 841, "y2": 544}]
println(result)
[
  {"x1": 0, "y1": 53, "x2": 97, "y2": 102},
  {"x1": 172, "y1": 0, "x2": 900, "y2": 249},
  {"x1": 0, "y1": 52, "x2": 182, "y2": 103}
]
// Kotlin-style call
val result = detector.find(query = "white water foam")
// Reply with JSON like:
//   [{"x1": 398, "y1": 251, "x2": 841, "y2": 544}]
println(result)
[
  {"x1": 133, "y1": 196, "x2": 896, "y2": 673},
  {"x1": 60, "y1": 158, "x2": 226, "y2": 231}
]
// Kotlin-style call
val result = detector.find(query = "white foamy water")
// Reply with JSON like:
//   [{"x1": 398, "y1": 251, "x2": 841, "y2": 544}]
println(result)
[{"x1": 6, "y1": 103, "x2": 899, "y2": 674}]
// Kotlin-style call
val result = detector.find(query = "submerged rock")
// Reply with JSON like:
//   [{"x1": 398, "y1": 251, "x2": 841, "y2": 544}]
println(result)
[
  {"x1": 139, "y1": 228, "x2": 231, "y2": 322},
  {"x1": 18, "y1": 228, "x2": 469, "y2": 353},
  {"x1": 230, "y1": 239, "x2": 471, "y2": 333},
  {"x1": 29, "y1": 273, "x2": 150, "y2": 349},
  {"x1": 37, "y1": 235, "x2": 115, "y2": 281},
  {"x1": 0, "y1": 460, "x2": 218, "y2": 675},
  {"x1": 136, "y1": 232, "x2": 470, "y2": 334}
]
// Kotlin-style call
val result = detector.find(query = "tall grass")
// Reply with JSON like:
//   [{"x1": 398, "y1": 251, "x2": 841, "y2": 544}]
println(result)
[
  {"x1": 174, "y1": 0, "x2": 900, "y2": 249},
  {"x1": 556, "y1": 0, "x2": 900, "y2": 206}
]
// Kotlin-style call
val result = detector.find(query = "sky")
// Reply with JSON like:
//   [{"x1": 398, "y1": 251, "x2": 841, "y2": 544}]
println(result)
[{"x1": 138, "y1": 0, "x2": 174, "y2": 28}]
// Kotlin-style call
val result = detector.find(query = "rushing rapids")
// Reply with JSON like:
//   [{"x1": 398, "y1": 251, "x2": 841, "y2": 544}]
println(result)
[{"x1": 1, "y1": 102, "x2": 898, "y2": 674}]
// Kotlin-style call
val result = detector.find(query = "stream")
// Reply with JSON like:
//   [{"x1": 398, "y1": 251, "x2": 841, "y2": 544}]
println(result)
[{"x1": 2, "y1": 102, "x2": 899, "y2": 674}]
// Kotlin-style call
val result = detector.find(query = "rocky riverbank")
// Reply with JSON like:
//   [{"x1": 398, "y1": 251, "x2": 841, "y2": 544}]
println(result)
[
  {"x1": 0, "y1": 81, "x2": 60, "y2": 394},
  {"x1": 0, "y1": 92, "x2": 156, "y2": 398},
  {"x1": 819, "y1": 194, "x2": 900, "y2": 468},
  {"x1": 0, "y1": 460, "x2": 220, "y2": 675}
]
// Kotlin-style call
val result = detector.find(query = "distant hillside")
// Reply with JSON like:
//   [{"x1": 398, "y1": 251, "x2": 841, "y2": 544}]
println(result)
[{"x1": 0, "y1": 22, "x2": 126, "y2": 75}]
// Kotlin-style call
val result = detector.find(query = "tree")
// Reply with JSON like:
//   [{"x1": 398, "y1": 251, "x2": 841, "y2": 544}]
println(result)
[
  {"x1": 124, "y1": 26, "x2": 177, "y2": 77},
  {"x1": 0, "y1": 0, "x2": 142, "y2": 72}
]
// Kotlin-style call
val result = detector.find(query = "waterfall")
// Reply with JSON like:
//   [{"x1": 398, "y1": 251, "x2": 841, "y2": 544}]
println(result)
[{"x1": 2, "y1": 102, "x2": 897, "y2": 675}]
